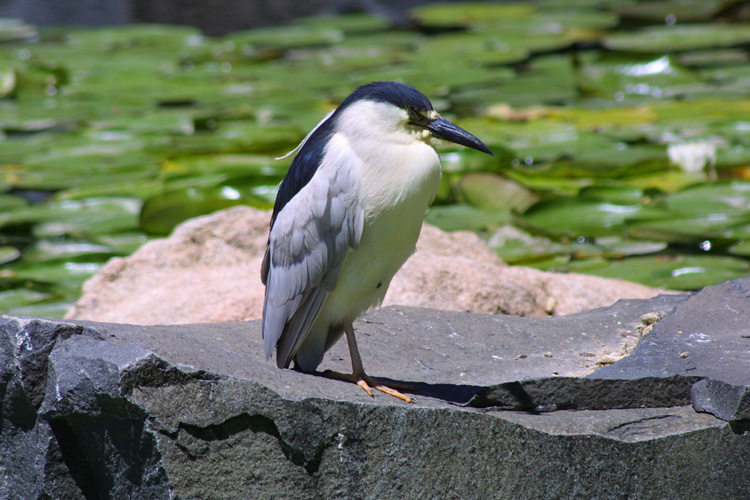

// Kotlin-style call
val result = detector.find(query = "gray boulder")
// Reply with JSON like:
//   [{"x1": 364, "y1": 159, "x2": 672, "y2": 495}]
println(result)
[{"x1": 2, "y1": 279, "x2": 750, "y2": 499}]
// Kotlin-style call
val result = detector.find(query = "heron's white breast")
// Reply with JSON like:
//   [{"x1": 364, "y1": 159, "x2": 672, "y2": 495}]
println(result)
[{"x1": 320, "y1": 119, "x2": 442, "y2": 323}]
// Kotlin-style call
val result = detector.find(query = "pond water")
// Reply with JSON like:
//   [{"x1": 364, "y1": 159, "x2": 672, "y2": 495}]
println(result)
[{"x1": 1, "y1": 1, "x2": 750, "y2": 318}]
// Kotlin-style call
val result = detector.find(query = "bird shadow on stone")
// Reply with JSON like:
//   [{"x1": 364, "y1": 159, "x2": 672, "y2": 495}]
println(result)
[
  {"x1": 403, "y1": 380, "x2": 487, "y2": 405},
  {"x1": 312, "y1": 371, "x2": 486, "y2": 405}
]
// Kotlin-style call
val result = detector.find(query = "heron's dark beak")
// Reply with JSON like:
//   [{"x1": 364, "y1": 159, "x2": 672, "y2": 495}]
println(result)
[{"x1": 425, "y1": 116, "x2": 493, "y2": 156}]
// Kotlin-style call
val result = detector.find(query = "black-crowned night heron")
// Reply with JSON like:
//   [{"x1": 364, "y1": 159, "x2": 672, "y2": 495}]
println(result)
[{"x1": 262, "y1": 81, "x2": 492, "y2": 402}]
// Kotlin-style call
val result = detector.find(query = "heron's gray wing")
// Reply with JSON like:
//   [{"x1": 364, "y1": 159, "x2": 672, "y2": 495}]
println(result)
[{"x1": 262, "y1": 137, "x2": 364, "y2": 368}]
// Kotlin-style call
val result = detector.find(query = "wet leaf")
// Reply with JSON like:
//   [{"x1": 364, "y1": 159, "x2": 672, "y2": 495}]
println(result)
[
  {"x1": 4, "y1": 301, "x2": 73, "y2": 319},
  {"x1": 140, "y1": 186, "x2": 273, "y2": 235},
  {"x1": 604, "y1": 24, "x2": 750, "y2": 53},
  {"x1": 585, "y1": 254, "x2": 750, "y2": 290},
  {"x1": 0, "y1": 289, "x2": 55, "y2": 311},
  {"x1": 227, "y1": 25, "x2": 344, "y2": 50},
  {"x1": 576, "y1": 52, "x2": 700, "y2": 99},
  {"x1": 410, "y1": 3, "x2": 536, "y2": 28},
  {"x1": 626, "y1": 214, "x2": 750, "y2": 245},
  {"x1": 0, "y1": 245, "x2": 20, "y2": 265},
  {"x1": 664, "y1": 182, "x2": 750, "y2": 215},
  {"x1": 425, "y1": 204, "x2": 511, "y2": 232},
  {"x1": 456, "y1": 173, "x2": 538, "y2": 211},
  {"x1": 516, "y1": 197, "x2": 668, "y2": 238}
]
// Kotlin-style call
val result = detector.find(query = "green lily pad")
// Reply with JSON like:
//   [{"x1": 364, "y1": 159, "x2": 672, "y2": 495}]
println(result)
[
  {"x1": 4, "y1": 301, "x2": 74, "y2": 319},
  {"x1": 576, "y1": 52, "x2": 700, "y2": 99},
  {"x1": 0, "y1": 198, "x2": 141, "y2": 237},
  {"x1": 140, "y1": 185, "x2": 273, "y2": 235},
  {"x1": 546, "y1": 105, "x2": 659, "y2": 129},
  {"x1": 425, "y1": 204, "x2": 511, "y2": 232},
  {"x1": 90, "y1": 232, "x2": 149, "y2": 254},
  {"x1": 585, "y1": 254, "x2": 750, "y2": 290},
  {"x1": 413, "y1": 32, "x2": 530, "y2": 66},
  {"x1": 227, "y1": 26, "x2": 344, "y2": 50},
  {"x1": 65, "y1": 24, "x2": 202, "y2": 51},
  {"x1": 516, "y1": 197, "x2": 667, "y2": 238},
  {"x1": 594, "y1": 236, "x2": 668, "y2": 258},
  {"x1": 626, "y1": 214, "x2": 750, "y2": 246},
  {"x1": 456, "y1": 173, "x2": 538, "y2": 211},
  {"x1": 680, "y1": 49, "x2": 749, "y2": 68},
  {"x1": 486, "y1": 225, "x2": 569, "y2": 264},
  {"x1": 578, "y1": 185, "x2": 658, "y2": 205},
  {"x1": 604, "y1": 24, "x2": 750, "y2": 53},
  {"x1": 613, "y1": 1, "x2": 725, "y2": 23},
  {"x1": 0, "y1": 289, "x2": 55, "y2": 312},
  {"x1": 0, "y1": 193, "x2": 28, "y2": 210},
  {"x1": 484, "y1": 55, "x2": 579, "y2": 107},
  {"x1": 410, "y1": 3, "x2": 536, "y2": 28},
  {"x1": 728, "y1": 240, "x2": 750, "y2": 257},
  {"x1": 0, "y1": 245, "x2": 20, "y2": 265},
  {"x1": 1, "y1": 259, "x2": 103, "y2": 285},
  {"x1": 664, "y1": 182, "x2": 750, "y2": 215},
  {"x1": 21, "y1": 240, "x2": 114, "y2": 263},
  {"x1": 439, "y1": 145, "x2": 515, "y2": 174}
]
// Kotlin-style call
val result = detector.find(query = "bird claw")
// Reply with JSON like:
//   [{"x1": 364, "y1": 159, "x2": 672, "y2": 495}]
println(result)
[{"x1": 324, "y1": 370, "x2": 414, "y2": 403}]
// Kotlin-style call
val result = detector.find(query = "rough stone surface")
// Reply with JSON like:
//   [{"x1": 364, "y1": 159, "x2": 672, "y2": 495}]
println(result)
[
  {"x1": 3, "y1": 279, "x2": 750, "y2": 499},
  {"x1": 66, "y1": 206, "x2": 669, "y2": 325}
]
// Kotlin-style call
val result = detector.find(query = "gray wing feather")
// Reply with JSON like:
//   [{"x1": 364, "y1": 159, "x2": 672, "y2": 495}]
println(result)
[{"x1": 262, "y1": 141, "x2": 363, "y2": 367}]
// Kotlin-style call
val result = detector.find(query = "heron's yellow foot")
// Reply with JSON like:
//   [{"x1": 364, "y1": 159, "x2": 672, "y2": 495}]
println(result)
[{"x1": 324, "y1": 370, "x2": 414, "y2": 403}]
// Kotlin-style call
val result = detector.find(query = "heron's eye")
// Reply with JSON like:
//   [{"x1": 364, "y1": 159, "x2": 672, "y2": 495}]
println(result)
[{"x1": 406, "y1": 108, "x2": 423, "y2": 123}]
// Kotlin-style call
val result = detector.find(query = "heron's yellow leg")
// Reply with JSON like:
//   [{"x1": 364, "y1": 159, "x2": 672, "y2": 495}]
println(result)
[{"x1": 323, "y1": 324, "x2": 414, "y2": 403}]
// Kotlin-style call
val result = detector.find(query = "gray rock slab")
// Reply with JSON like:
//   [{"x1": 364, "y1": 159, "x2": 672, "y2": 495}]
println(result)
[
  {"x1": 592, "y1": 278, "x2": 750, "y2": 426},
  {"x1": 80, "y1": 292, "x2": 690, "y2": 408},
  {"x1": 2, "y1": 278, "x2": 750, "y2": 499}
]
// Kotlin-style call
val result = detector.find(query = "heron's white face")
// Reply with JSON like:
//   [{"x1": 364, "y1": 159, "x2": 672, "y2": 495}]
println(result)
[{"x1": 336, "y1": 100, "x2": 439, "y2": 147}]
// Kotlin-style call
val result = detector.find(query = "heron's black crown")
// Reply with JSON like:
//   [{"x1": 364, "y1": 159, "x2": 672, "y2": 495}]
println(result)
[{"x1": 338, "y1": 81, "x2": 434, "y2": 114}]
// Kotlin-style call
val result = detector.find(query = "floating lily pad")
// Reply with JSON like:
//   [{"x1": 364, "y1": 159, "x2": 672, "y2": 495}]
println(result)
[
  {"x1": 0, "y1": 193, "x2": 28, "y2": 210},
  {"x1": 576, "y1": 52, "x2": 700, "y2": 99},
  {"x1": 65, "y1": 24, "x2": 202, "y2": 51},
  {"x1": 227, "y1": 26, "x2": 344, "y2": 50},
  {"x1": 3, "y1": 301, "x2": 72, "y2": 319},
  {"x1": 613, "y1": 1, "x2": 725, "y2": 23},
  {"x1": 0, "y1": 245, "x2": 20, "y2": 265},
  {"x1": 486, "y1": 225, "x2": 570, "y2": 264},
  {"x1": 0, "y1": 198, "x2": 141, "y2": 238},
  {"x1": 21, "y1": 240, "x2": 114, "y2": 263},
  {"x1": 626, "y1": 214, "x2": 750, "y2": 246},
  {"x1": 140, "y1": 186, "x2": 273, "y2": 235},
  {"x1": 413, "y1": 32, "x2": 530, "y2": 66},
  {"x1": 90, "y1": 232, "x2": 149, "y2": 254},
  {"x1": 0, "y1": 289, "x2": 55, "y2": 311},
  {"x1": 516, "y1": 197, "x2": 667, "y2": 238},
  {"x1": 578, "y1": 185, "x2": 657, "y2": 205},
  {"x1": 410, "y1": 3, "x2": 537, "y2": 28},
  {"x1": 1, "y1": 258, "x2": 104, "y2": 285},
  {"x1": 604, "y1": 24, "x2": 750, "y2": 53},
  {"x1": 456, "y1": 173, "x2": 538, "y2": 211},
  {"x1": 664, "y1": 182, "x2": 750, "y2": 215},
  {"x1": 585, "y1": 254, "x2": 750, "y2": 290},
  {"x1": 680, "y1": 49, "x2": 749, "y2": 68},
  {"x1": 425, "y1": 204, "x2": 511, "y2": 232}
]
